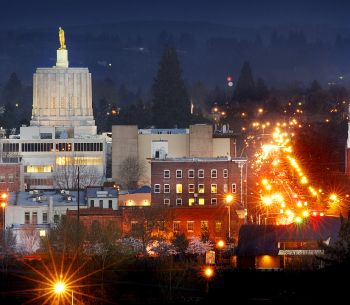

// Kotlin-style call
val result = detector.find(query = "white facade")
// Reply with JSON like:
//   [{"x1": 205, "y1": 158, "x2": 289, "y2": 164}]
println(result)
[{"x1": 87, "y1": 190, "x2": 118, "y2": 209}]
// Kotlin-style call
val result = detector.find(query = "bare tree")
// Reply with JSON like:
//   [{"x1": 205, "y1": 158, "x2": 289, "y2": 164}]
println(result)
[
  {"x1": 117, "y1": 156, "x2": 145, "y2": 189},
  {"x1": 19, "y1": 226, "x2": 40, "y2": 254},
  {"x1": 54, "y1": 155, "x2": 104, "y2": 189}
]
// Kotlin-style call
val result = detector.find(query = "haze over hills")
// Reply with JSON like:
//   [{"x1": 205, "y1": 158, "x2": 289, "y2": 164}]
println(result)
[{"x1": 0, "y1": 20, "x2": 349, "y2": 89}]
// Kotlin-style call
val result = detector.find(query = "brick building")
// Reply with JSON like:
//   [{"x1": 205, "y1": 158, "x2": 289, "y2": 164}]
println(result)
[
  {"x1": 151, "y1": 157, "x2": 247, "y2": 209},
  {"x1": 0, "y1": 163, "x2": 24, "y2": 192}
]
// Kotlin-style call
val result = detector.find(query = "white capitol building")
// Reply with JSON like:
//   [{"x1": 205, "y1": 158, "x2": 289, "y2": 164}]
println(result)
[{"x1": 0, "y1": 30, "x2": 108, "y2": 189}]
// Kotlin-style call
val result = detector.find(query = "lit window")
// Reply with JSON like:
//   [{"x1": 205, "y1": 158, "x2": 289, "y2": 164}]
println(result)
[
  {"x1": 164, "y1": 198, "x2": 170, "y2": 205},
  {"x1": 198, "y1": 184, "x2": 205, "y2": 193},
  {"x1": 224, "y1": 184, "x2": 228, "y2": 193},
  {"x1": 154, "y1": 184, "x2": 161, "y2": 193},
  {"x1": 188, "y1": 169, "x2": 195, "y2": 178},
  {"x1": 26, "y1": 165, "x2": 53, "y2": 173},
  {"x1": 164, "y1": 170, "x2": 170, "y2": 179},
  {"x1": 232, "y1": 183, "x2": 237, "y2": 193},
  {"x1": 211, "y1": 198, "x2": 217, "y2": 205},
  {"x1": 200, "y1": 220, "x2": 209, "y2": 230},
  {"x1": 198, "y1": 169, "x2": 204, "y2": 178},
  {"x1": 198, "y1": 198, "x2": 205, "y2": 205},
  {"x1": 176, "y1": 170, "x2": 182, "y2": 178},
  {"x1": 211, "y1": 184, "x2": 217, "y2": 193},
  {"x1": 131, "y1": 221, "x2": 139, "y2": 232},
  {"x1": 188, "y1": 198, "x2": 195, "y2": 206},
  {"x1": 173, "y1": 221, "x2": 180, "y2": 232},
  {"x1": 187, "y1": 221, "x2": 194, "y2": 232},
  {"x1": 211, "y1": 169, "x2": 217, "y2": 178},
  {"x1": 223, "y1": 169, "x2": 228, "y2": 178},
  {"x1": 164, "y1": 184, "x2": 170, "y2": 193},
  {"x1": 39, "y1": 230, "x2": 46, "y2": 237},
  {"x1": 188, "y1": 184, "x2": 195, "y2": 193},
  {"x1": 176, "y1": 198, "x2": 182, "y2": 205},
  {"x1": 176, "y1": 184, "x2": 182, "y2": 193},
  {"x1": 215, "y1": 221, "x2": 222, "y2": 232}
]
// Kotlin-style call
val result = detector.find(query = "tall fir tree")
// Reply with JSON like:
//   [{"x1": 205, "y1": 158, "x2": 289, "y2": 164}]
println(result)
[
  {"x1": 152, "y1": 46, "x2": 191, "y2": 128},
  {"x1": 233, "y1": 61, "x2": 256, "y2": 102}
]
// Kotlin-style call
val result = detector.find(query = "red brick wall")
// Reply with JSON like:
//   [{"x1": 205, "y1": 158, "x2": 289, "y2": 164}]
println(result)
[
  {"x1": 151, "y1": 159, "x2": 242, "y2": 207},
  {"x1": 346, "y1": 149, "x2": 350, "y2": 176},
  {"x1": 0, "y1": 164, "x2": 22, "y2": 192}
]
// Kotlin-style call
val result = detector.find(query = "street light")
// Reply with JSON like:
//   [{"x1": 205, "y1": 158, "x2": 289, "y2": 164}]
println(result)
[
  {"x1": 216, "y1": 240, "x2": 225, "y2": 265},
  {"x1": 225, "y1": 194, "x2": 234, "y2": 241},
  {"x1": 53, "y1": 278, "x2": 74, "y2": 305},
  {"x1": 1, "y1": 192, "x2": 7, "y2": 250},
  {"x1": 203, "y1": 266, "x2": 214, "y2": 295}
]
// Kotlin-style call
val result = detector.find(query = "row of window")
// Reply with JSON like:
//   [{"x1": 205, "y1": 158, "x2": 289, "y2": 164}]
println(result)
[
  {"x1": 154, "y1": 183, "x2": 236, "y2": 194},
  {"x1": 0, "y1": 174, "x2": 15, "y2": 183},
  {"x1": 24, "y1": 177, "x2": 54, "y2": 186},
  {"x1": 163, "y1": 169, "x2": 229, "y2": 179},
  {"x1": 130, "y1": 220, "x2": 222, "y2": 233},
  {"x1": 163, "y1": 197, "x2": 219, "y2": 206},
  {"x1": 17, "y1": 142, "x2": 103, "y2": 152},
  {"x1": 89, "y1": 199, "x2": 113, "y2": 209},
  {"x1": 24, "y1": 212, "x2": 60, "y2": 225},
  {"x1": 25, "y1": 165, "x2": 53, "y2": 173}
]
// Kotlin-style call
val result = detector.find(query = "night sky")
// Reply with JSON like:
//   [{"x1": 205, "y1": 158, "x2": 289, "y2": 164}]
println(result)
[{"x1": 1, "y1": 0, "x2": 350, "y2": 29}]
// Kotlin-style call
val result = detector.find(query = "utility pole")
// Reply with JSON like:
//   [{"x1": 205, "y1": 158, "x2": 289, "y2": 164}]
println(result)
[{"x1": 77, "y1": 166, "x2": 80, "y2": 224}]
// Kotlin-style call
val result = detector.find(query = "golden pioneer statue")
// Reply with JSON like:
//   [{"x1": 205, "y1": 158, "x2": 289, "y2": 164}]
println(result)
[{"x1": 58, "y1": 27, "x2": 66, "y2": 49}]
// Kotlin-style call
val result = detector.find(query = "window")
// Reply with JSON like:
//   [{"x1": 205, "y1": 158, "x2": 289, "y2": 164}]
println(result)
[
  {"x1": 42, "y1": 213, "x2": 48, "y2": 224},
  {"x1": 232, "y1": 183, "x2": 237, "y2": 193},
  {"x1": 164, "y1": 184, "x2": 170, "y2": 193},
  {"x1": 198, "y1": 198, "x2": 205, "y2": 205},
  {"x1": 211, "y1": 169, "x2": 217, "y2": 178},
  {"x1": 176, "y1": 198, "x2": 182, "y2": 205},
  {"x1": 99, "y1": 200, "x2": 103, "y2": 208},
  {"x1": 188, "y1": 184, "x2": 195, "y2": 193},
  {"x1": 187, "y1": 221, "x2": 194, "y2": 232},
  {"x1": 188, "y1": 169, "x2": 195, "y2": 178},
  {"x1": 200, "y1": 220, "x2": 209, "y2": 231},
  {"x1": 8, "y1": 174, "x2": 14, "y2": 183},
  {"x1": 215, "y1": 221, "x2": 222, "y2": 232},
  {"x1": 90, "y1": 199, "x2": 95, "y2": 208},
  {"x1": 32, "y1": 212, "x2": 38, "y2": 225},
  {"x1": 164, "y1": 170, "x2": 170, "y2": 179},
  {"x1": 211, "y1": 184, "x2": 217, "y2": 193},
  {"x1": 188, "y1": 198, "x2": 195, "y2": 206},
  {"x1": 224, "y1": 184, "x2": 228, "y2": 193},
  {"x1": 223, "y1": 169, "x2": 228, "y2": 178},
  {"x1": 25, "y1": 212, "x2": 30, "y2": 224},
  {"x1": 176, "y1": 170, "x2": 182, "y2": 178},
  {"x1": 211, "y1": 198, "x2": 217, "y2": 205},
  {"x1": 0, "y1": 175, "x2": 5, "y2": 183},
  {"x1": 164, "y1": 198, "x2": 170, "y2": 205},
  {"x1": 54, "y1": 214, "x2": 59, "y2": 224},
  {"x1": 158, "y1": 221, "x2": 165, "y2": 231},
  {"x1": 198, "y1": 184, "x2": 205, "y2": 193},
  {"x1": 108, "y1": 200, "x2": 112, "y2": 209},
  {"x1": 154, "y1": 184, "x2": 161, "y2": 193},
  {"x1": 176, "y1": 184, "x2": 182, "y2": 193},
  {"x1": 173, "y1": 221, "x2": 180, "y2": 232},
  {"x1": 198, "y1": 169, "x2": 204, "y2": 178},
  {"x1": 131, "y1": 221, "x2": 139, "y2": 232}
]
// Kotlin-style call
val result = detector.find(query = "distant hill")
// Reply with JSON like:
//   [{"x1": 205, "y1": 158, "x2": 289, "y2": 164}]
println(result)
[{"x1": 0, "y1": 21, "x2": 349, "y2": 89}]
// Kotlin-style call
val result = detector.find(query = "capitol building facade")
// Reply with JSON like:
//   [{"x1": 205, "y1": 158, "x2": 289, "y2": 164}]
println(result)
[{"x1": 0, "y1": 31, "x2": 107, "y2": 190}]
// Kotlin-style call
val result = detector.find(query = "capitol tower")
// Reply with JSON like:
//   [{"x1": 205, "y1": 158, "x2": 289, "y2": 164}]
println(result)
[{"x1": 0, "y1": 28, "x2": 107, "y2": 190}]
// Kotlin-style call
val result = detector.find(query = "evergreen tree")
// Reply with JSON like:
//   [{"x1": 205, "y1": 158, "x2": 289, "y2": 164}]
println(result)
[
  {"x1": 233, "y1": 61, "x2": 256, "y2": 102},
  {"x1": 255, "y1": 77, "x2": 269, "y2": 101},
  {"x1": 152, "y1": 46, "x2": 191, "y2": 128}
]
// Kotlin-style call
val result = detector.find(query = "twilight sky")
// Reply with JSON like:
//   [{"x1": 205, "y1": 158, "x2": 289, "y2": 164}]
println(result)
[{"x1": 1, "y1": 0, "x2": 350, "y2": 29}]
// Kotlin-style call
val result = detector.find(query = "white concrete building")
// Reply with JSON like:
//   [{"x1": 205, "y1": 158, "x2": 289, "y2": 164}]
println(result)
[{"x1": 0, "y1": 31, "x2": 107, "y2": 189}]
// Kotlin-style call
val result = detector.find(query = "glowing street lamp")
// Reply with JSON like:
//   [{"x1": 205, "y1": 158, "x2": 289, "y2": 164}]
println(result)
[
  {"x1": 225, "y1": 194, "x2": 234, "y2": 241},
  {"x1": 53, "y1": 279, "x2": 73, "y2": 305},
  {"x1": 216, "y1": 240, "x2": 225, "y2": 264},
  {"x1": 203, "y1": 266, "x2": 214, "y2": 294}
]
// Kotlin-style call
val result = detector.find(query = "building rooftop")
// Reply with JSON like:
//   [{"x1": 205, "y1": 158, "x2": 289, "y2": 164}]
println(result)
[
  {"x1": 138, "y1": 128, "x2": 189, "y2": 135},
  {"x1": 86, "y1": 187, "x2": 118, "y2": 198},
  {"x1": 236, "y1": 216, "x2": 341, "y2": 256},
  {"x1": 8, "y1": 190, "x2": 87, "y2": 207},
  {"x1": 119, "y1": 186, "x2": 151, "y2": 195},
  {"x1": 151, "y1": 156, "x2": 248, "y2": 162}
]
